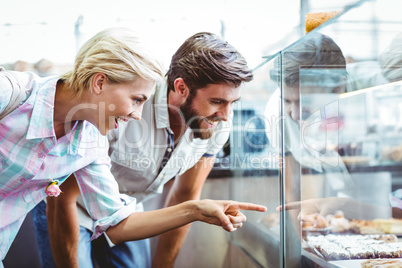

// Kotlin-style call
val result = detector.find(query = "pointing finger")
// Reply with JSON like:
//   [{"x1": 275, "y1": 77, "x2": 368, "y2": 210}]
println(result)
[{"x1": 237, "y1": 202, "x2": 267, "y2": 212}]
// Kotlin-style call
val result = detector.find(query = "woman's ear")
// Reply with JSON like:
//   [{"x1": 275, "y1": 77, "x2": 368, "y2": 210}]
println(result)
[
  {"x1": 173, "y1": 78, "x2": 190, "y2": 98},
  {"x1": 93, "y1": 73, "x2": 107, "y2": 94}
]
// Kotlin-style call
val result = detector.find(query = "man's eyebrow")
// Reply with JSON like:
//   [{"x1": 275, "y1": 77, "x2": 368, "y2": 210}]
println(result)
[{"x1": 210, "y1": 97, "x2": 241, "y2": 103}]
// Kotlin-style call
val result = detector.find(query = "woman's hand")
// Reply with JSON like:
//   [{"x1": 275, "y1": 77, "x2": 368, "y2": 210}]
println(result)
[
  {"x1": 194, "y1": 199, "x2": 267, "y2": 232},
  {"x1": 107, "y1": 199, "x2": 267, "y2": 244}
]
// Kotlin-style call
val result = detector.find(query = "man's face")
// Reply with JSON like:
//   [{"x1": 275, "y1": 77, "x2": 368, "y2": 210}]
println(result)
[{"x1": 180, "y1": 83, "x2": 240, "y2": 139}]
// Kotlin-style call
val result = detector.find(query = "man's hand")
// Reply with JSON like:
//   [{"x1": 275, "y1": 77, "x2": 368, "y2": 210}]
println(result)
[{"x1": 47, "y1": 174, "x2": 81, "y2": 268}]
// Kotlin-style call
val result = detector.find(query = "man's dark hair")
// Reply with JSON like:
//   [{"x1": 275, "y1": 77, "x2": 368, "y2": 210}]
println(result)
[{"x1": 166, "y1": 32, "x2": 253, "y2": 93}]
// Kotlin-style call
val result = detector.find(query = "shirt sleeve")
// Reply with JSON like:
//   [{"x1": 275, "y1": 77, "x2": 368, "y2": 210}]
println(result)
[
  {"x1": 0, "y1": 72, "x2": 13, "y2": 114},
  {"x1": 74, "y1": 148, "x2": 137, "y2": 241}
]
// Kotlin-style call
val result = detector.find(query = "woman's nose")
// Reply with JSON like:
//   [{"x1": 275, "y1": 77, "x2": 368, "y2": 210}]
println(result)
[{"x1": 130, "y1": 105, "x2": 144, "y2": 120}]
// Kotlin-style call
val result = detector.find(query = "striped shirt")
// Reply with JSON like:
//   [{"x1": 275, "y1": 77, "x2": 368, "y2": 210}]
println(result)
[{"x1": 0, "y1": 71, "x2": 135, "y2": 259}]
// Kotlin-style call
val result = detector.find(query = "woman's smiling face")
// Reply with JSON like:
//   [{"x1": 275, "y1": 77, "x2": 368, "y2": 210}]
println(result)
[{"x1": 96, "y1": 77, "x2": 154, "y2": 135}]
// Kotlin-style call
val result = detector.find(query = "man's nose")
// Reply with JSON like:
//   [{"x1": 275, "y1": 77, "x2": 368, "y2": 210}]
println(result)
[{"x1": 216, "y1": 103, "x2": 231, "y2": 121}]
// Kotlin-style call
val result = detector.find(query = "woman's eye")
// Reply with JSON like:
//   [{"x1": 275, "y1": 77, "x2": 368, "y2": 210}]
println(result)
[{"x1": 134, "y1": 98, "x2": 143, "y2": 104}]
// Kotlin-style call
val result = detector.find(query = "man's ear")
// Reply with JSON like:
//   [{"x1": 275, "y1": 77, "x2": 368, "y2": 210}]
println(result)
[
  {"x1": 93, "y1": 73, "x2": 107, "y2": 94},
  {"x1": 173, "y1": 78, "x2": 190, "y2": 98}
]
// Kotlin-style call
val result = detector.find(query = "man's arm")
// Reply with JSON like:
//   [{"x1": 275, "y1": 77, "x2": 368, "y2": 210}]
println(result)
[
  {"x1": 152, "y1": 156, "x2": 215, "y2": 268},
  {"x1": 46, "y1": 174, "x2": 81, "y2": 268}
]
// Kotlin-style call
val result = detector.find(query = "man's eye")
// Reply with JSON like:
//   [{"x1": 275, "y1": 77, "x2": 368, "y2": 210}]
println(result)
[{"x1": 211, "y1": 100, "x2": 222, "y2": 105}]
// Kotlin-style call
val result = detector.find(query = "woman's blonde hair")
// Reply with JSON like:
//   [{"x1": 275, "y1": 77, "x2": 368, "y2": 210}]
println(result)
[{"x1": 61, "y1": 27, "x2": 163, "y2": 97}]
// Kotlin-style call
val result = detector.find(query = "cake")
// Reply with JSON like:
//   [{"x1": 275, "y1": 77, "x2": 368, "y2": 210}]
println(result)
[{"x1": 306, "y1": 234, "x2": 401, "y2": 261}]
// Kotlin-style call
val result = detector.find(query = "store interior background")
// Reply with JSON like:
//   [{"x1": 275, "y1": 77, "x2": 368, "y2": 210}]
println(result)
[
  {"x1": 1, "y1": 0, "x2": 371, "y2": 73},
  {"x1": 2, "y1": 0, "x2": 402, "y2": 267},
  {"x1": 1, "y1": 0, "x2": 399, "y2": 107}
]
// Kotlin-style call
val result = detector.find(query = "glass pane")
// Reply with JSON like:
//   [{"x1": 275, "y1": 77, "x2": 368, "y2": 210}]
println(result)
[{"x1": 229, "y1": 56, "x2": 282, "y2": 267}]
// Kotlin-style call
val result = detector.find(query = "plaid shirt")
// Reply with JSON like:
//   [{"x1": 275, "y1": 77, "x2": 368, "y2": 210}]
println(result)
[{"x1": 0, "y1": 72, "x2": 135, "y2": 259}]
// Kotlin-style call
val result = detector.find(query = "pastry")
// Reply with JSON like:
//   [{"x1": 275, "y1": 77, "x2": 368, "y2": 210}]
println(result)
[
  {"x1": 305, "y1": 11, "x2": 341, "y2": 33},
  {"x1": 328, "y1": 211, "x2": 350, "y2": 233},
  {"x1": 373, "y1": 218, "x2": 402, "y2": 234},
  {"x1": 361, "y1": 259, "x2": 402, "y2": 268}
]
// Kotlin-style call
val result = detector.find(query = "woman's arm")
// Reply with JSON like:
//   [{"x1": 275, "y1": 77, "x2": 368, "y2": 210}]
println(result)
[
  {"x1": 107, "y1": 199, "x2": 267, "y2": 244},
  {"x1": 72, "y1": 157, "x2": 266, "y2": 245}
]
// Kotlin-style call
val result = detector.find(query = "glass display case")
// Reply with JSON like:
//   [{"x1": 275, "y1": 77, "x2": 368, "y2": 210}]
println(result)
[{"x1": 226, "y1": 0, "x2": 402, "y2": 267}]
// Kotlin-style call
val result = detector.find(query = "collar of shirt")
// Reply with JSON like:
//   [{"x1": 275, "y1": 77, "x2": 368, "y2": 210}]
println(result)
[
  {"x1": 153, "y1": 80, "x2": 194, "y2": 143},
  {"x1": 153, "y1": 80, "x2": 170, "y2": 129},
  {"x1": 26, "y1": 76, "x2": 58, "y2": 140},
  {"x1": 25, "y1": 75, "x2": 86, "y2": 155}
]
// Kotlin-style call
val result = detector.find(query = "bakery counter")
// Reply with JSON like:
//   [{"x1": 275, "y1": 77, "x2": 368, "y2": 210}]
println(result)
[
  {"x1": 228, "y1": 172, "x2": 402, "y2": 267},
  {"x1": 231, "y1": 215, "x2": 402, "y2": 268}
]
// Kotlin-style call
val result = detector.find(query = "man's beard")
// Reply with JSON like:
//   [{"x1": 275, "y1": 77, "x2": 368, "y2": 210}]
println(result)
[{"x1": 180, "y1": 97, "x2": 217, "y2": 140}]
